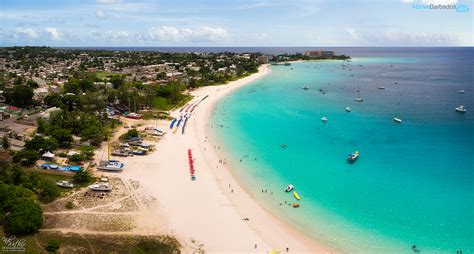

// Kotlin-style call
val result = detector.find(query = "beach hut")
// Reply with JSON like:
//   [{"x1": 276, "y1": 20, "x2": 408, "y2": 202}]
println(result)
[{"x1": 42, "y1": 151, "x2": 55, "y2": 160}]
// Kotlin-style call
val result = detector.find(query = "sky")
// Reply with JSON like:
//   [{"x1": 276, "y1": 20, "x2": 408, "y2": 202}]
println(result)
[{"x1": 0, "y1": 0, "x2": 472, "y2": 47}]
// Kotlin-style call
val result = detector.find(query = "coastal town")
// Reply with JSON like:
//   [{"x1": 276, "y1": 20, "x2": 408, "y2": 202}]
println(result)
[{"x1": 0, "y1": 46, "x2": 347, "y2": 253}]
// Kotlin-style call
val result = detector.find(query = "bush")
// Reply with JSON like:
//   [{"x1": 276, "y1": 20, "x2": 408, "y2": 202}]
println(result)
[
  {"x1": 45, "y1": 239, "x2": 60, "y2": 253},
  {"x1": 79, "y1": 145, "x2": 95, "y2": 160},
  {"x1": 122, "y1": 129, "x2": 139, "y2": 140},
  {"x1": 73, "y1": 169, "x2": 91, "y2": 183},
  {"x1": 68, "y1": 153, "x2": 84, "y2": 163},
  {"x1": 65, "y1": 202, "x2": 74, "y2": 209}
]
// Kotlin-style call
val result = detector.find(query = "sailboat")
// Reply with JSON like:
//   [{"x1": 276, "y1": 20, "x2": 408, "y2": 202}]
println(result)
[
  {"x1": 355, "y1": 85, "x2": 364, "y2": 102},
  {"x1": 97, "y1": 132, "x2": 125, "y2": 172},
  {"x1": 393, "y1": 82, "x2": 402, "y2": 123}
]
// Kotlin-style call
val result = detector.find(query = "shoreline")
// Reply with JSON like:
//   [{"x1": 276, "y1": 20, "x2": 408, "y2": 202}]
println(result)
[
  {"x1": 114, "y1": 64, "x2": 330, "y2": 253},
  {"x1": 199, "y1": 65, "x2": 332, "y2": 252}
]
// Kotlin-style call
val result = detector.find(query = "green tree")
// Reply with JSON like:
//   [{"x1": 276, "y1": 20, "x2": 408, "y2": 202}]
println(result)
[
  {"x1": 5, "y1": 85, "x2": 34, "y2": 108},
  {"x1": 24, "y1": 136, "x2": 59, "y2": 153},
  {"x1": 156, "y1": 72, "x2": 167, "y2": 79},
  {"x1": 109, "y1": 75, "x2": 125, "y2": 89},
  {"x1": 1, "y1": 136, "x2": 9, "y2": 149},
  {"x1": 68, "y1": 154, "x2": 83, "y2": 163},
  {"x1": 50, "y1": 129, "x2": 73, "y2": 148},
  {"x1": 12, "y1": 150, "x2": 40, "y2": 166},
  {"x1": 73, "y1": 169, "x2": 91, "y2": 183},
  {"x1": 43, "y1": 93, "x2": 64, "y2": 108},
  {"x1": 38, "y1": 180, "x2": 60, "y2": 203},
  {"x1": 26, "y1": 79, "x2": 39, "y2": 88},
  {"x1": 4, "y1": 199, "x2": 43, "y2": 235},
  {"x1": 80, "y1": 124, "x2": 104, "y2": 145},
  {"x1": 79, "y1": 145, "x2": 95, "y2": 160}
]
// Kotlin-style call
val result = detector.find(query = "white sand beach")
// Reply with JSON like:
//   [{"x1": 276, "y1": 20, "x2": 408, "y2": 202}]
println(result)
[{"x1": 108, "y1": 65, "x2": 330, "y2": 253}]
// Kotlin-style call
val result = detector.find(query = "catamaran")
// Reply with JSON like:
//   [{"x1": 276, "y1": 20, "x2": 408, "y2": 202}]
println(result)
[
  {"x1": 455, "y1": 105, "x2": 467, "y2": 113},
  {"x1": 97, "y1": 133, "x2": 125, "y2": 172}
]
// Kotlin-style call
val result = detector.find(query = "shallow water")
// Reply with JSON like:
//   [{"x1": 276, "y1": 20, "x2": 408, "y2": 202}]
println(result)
[{"x1": 211, "y1": 48, "x2": 474, "y2": 253}]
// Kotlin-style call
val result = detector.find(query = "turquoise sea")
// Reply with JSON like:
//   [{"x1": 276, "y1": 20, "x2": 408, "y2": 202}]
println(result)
[{"x1": 210, "y1": 48, "x2": 473, "y2": 253}]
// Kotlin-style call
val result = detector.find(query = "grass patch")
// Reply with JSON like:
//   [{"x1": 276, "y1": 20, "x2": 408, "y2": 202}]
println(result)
[{"x1": 95, "y1": 72, "x2": 113, "y2": 79}]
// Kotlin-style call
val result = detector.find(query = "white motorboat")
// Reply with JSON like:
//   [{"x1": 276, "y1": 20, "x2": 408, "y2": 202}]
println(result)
[
  {"x1": 285, "y1": 184, "x2": 294, "y2": 192},
  {"x1": 345, "y1": 107, "x2": 351, "y2": 112},
  {"x1": 393, "y1": 117, "x2": 402, "y2": 123},
  {"x1": 321, "y1": 116, "x2": 328, "y2": 122},
  {"x1": 89, "y1": 182, "x2": 112, "y2": 192},
  {"x1": 302, "y1": 86, "x2": 309, "y2": 90},
  {"x1": 378, "y1": 86, "x2": 386, "y2": 89},
  {"x1": 56, "y1": 180, "x2": 74, "y2": 188},
  {"x1": 455, "y1": 105, "x2": 467, "y2": 113},
  {"x1": 355, "y1": 98, "x2": 364, "y2": 102},
  {"x1": 458, "y1": 90, "x2": 465, "y2": 94}
]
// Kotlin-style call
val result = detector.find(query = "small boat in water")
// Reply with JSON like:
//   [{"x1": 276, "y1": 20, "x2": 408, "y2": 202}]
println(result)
[
  {"x1": 378, "y1": 86, "x2": 386, "y2": 89},
  {"x1": 455, "y1": 105, "x2": 467, "y2": 113},
  {"x1": 293, "y1": 191, "x2": 301, "y2": 200},
  {"x1": 321, "y1": 116, "x2": 328, "y2": 122},
  {"x1": 56, "y1": 180, "x2": 74, "y2": 188},
  {"x1": 285, "y1": 184, "x2": 294, "y2": 192},
  {"x1": 458, "y1": 90, "x2": 465, "y2": 94},
  {"x1": 345, "y1": 107, "x2": 351, "y2": 112},
  {"x1": 393, "y1": 117, "x2": 402, "y2": 123},
  {"x1": 355, "y1": 97, "x2": 364, "y2": 102},
  {"x1": 302, "y1": 86, "x2": 309, "y2": 90},
  {"x1": 347, "y1": 151, "x2": 359, "y2": 162},
  {"x1": 89, "y1": 182, "x2": 112, "y2": 192},
  {"x1": 292, "y1": 203, "x2": 300, "y2": 208}
]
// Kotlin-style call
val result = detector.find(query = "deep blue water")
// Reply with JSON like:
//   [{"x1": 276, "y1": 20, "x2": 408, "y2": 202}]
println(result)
[
  {"x1": 210, "y1": 48, "x2": 473, "y2": 253},
  {"x1": 60, "y1": 46, "x2": 471, "y2": 57}
]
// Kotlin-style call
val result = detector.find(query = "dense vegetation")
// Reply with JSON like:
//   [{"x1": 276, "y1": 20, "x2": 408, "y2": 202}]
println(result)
[{"x1": 0, "y1": 150, "x2": 92, "y2": 236}]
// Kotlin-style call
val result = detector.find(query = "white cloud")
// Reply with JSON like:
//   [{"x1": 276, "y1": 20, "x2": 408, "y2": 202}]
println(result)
[
  {"x1": 421, "y1": 0, "x2": 457, "y2": 3},
  {"x1": 95, "y1": 10, "x2": 106, "y2": 18},
  {"x1": 345, "y1": 28, "x2": 360, "y2": 40},
  {"x1": 402, "y1": 0, "x2": 458, "y2": 3},
  {"x1": 15, "y1": 27, "x2": 38, "y2": 38},
  {"x1": 149, "y1": 26, "x2": 229, "y2": 42},
  {"x1": 97, "y1": 0, "x2": 123, "y2": 3},
  {"x1": 46, "y1": 27, "x2": 62, "y2": 40},
  {"x1": 370, "y1": 31, "x2": 459, "y2": 45},
  {"x1": 105, "y1": 31, "x2": 130, "y2": 40}
]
